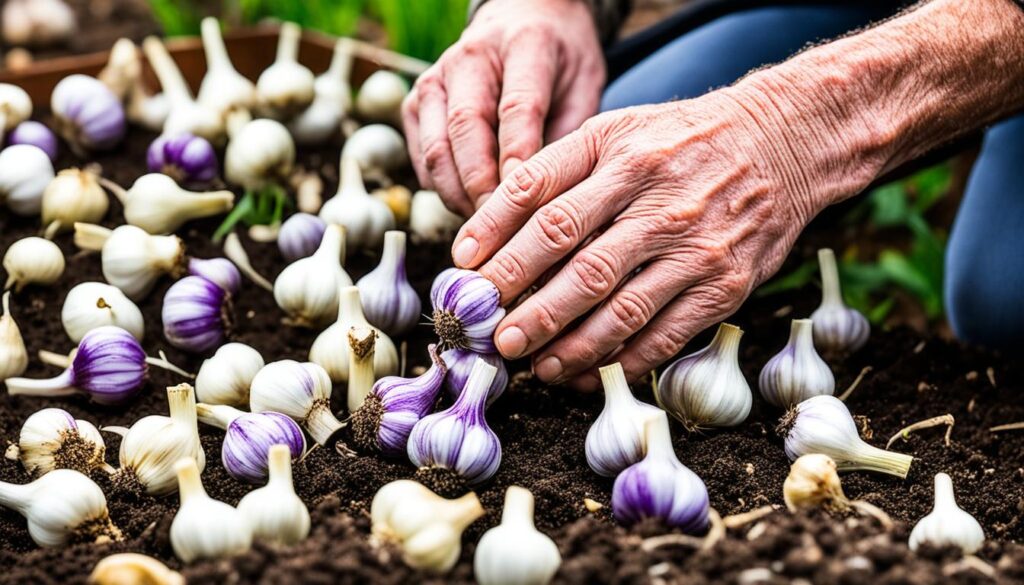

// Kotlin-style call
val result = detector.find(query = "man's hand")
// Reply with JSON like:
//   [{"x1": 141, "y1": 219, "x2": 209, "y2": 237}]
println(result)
[{"x1": 402, "y1": 0, "x2": 605, "y2": 216}]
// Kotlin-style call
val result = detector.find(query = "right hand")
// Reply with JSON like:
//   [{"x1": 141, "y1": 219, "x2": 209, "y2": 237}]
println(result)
[{"x1": 402, "y1": 0, "x2": 606, "y2": 216}]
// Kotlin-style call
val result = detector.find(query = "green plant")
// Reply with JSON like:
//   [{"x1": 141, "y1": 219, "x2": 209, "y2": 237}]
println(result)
[
  {"x1": 148, "y1": 0, "x2": 205, "y2": 36},
  {"x1": 147, "y1": 0, "x2": 363, "y2": 37},
  {"x1": 370, "y1": 0, "x2": 469, "y2": 61}
]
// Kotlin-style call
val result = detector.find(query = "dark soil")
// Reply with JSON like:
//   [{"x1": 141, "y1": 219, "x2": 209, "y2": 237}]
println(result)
[{"x1": 2, "y1": 120, "x2": 1024, "y2": 584}]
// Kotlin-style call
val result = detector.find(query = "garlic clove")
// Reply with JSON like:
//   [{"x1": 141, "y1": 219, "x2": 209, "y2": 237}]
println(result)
[
  {"x1": 355, "y1": 70, "x2": 408, "y2": 125},
  {"x1": 309, "y1": 285, "x2": 400, "y2": 382},
  {"x1": 409, "y1": 190, "x2": 464, "y2": 244},
  {"x1": 341, "y1": 123, "x2": 408, "y2": 174},
  {"x1": 585, "y1": 362, "x2": 663, "y2": 477},
  {"x1": 758, "y1": 318, "x2": 835, "y2": 409},
  {"x1": 783, "y1": 453, "x2": 848, "y2": 512},
  {"x1": 356, "y1": 230, "x2": 422, "y2": 336},
  {"x1": 42, "y1": 168, "x2": 110, "y2": 234},
  {"x1": 811, "y1": 248, "x2": 870, "y2": 355},
  {"x1": 274, "y1": 223, "x2": 353, "y2": 327},
  {"x1": 249, "y1": 360, "x2": 344, "y2": 446},
  {"x1": 236, "y1": 444, "x2": 310, "y2": 544},
  {"x1": 0, "y1": 143, "x2": 54, "y2": 216},
  {"x1": 430, "y1": 268, "x2": 506, "y2": 353},
  {"x1": 3, "y1": 236, "x2": 65, "y2": 292},
  {"x1": 61, "y1": 282, "x2": 145, "y2": 343},
  {"x1": 319, "y1": 156, "x2": 396, "y2": 251},
  {"x1": 474, "y1": 486, "x2": 561, "y2": 585},
  {"x1": 0, "y1": 291, "x2": 29, "y2": 379},
  {"x1": 195, "y1": 342, "x2": 264, "y2": 406},
  {"x1": 88, "y1": 553, "x2": 184, "y2": 585},
  {"x1": 225, "y1": 118, "x2": 296, "y2": 190},
  {"x1": 255, "y1": 22, "x2": 315, "y2": 121},
  {"x1": 170, "y1": 456, "x2": 252, "y2": 562},
  {"x1": 11, "y1": 407, "x2": 108, "y2": 477},
  {"x1": 909, "y1": 472, "x2": 985, "y2": 555}
]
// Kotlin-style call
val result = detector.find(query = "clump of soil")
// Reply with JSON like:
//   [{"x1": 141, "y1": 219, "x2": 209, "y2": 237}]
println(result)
[{"x1": 1, "y1": 121, "x2": 1024, "y2": 584}]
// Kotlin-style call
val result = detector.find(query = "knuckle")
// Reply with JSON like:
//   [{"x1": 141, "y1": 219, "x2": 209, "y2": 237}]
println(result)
[
  {"x1": 498, "y1": 94, "x2": 547, "y2": 124},
  {"x1": 608, "y1": 290, "x2": 654, "y2": 332},
  {"x1": 648, "y1": 326, "x2": 686, "y2": 360},
  {"x1": 533, "y1": 202, "x2": 581, "y2": 253},
  {"x1": 488, "y1": 252, "x2": 528, "y2": 291},
  {"x1": 530, "y1": 301, "x2": 563, "y2": 339},
  {"x1": 448, "y1": 104, "x2": 482, "y2": 136},
  {"x1": 569, "y1": 250, "x2": 618, "y2": 299},
  {"x1": 422, "y1": 139, "x2": 452, "y2": 173},
  {"x1": 414, "y1": 72, "x2": 444, "y2": 97},
  {"x1": 460, "y1": 165, "x2": 496, "y2": 197},
  {"x1": 502, "y1": 163, "x2": 547, "y2": 210}
]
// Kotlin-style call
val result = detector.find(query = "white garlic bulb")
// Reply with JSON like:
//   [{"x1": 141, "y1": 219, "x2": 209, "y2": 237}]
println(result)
[
  {"x1": 274, "y1": 223, "x2": 353, "y2": 327},
  {"x1": 249, "y1": 360, "x2": 344, "y2": 446},
  {"x1": 256, "y1": 22, "x2": 315, "y2": 120},
  {"x1": 194, "y1": 343, "x2": 264, "y2": 407},
  {"x1": 109, "y1": 173, "x2": 234, "y2": 235},
  {"x1": 409, "y1": 190, "x2": 464, "y2": 244},
  {"x1": 782, "y1": 453, "x2": 847, "y2": 512},
  {"x1": 355, "y1": 70, "x2": 408, "y2": 125},
  {"x1": 1, "y1": 0, "x2": 76, "y2": 47},
  {"x1": 811, "y1": 248, "x2": 869, "y2": 354},
  {"x1": 371, "y1": 479, "x2": 484, "y2": 574},
  {"x1": 0, "y1": 144, "x2": 54, "y2": 216},
  {"x1": 8, "y1": 407, "x2": 108, "y2": 477},
  {"x1": 585, "y1": 362, "x2": 663, "y2": 477},
  {"x1": 225, "y1": 118, "x2": 296, "y2": 190},
  {"x1": 474, "y1": 486, "x2": 561, "y2": 585},
  {"x1": 74, "y1": 223, "x2": 186, "y2": 301},
  {"x1": 909, "y1": 473, "x2": 985, "y2": 554},
  {"x1": 61, "y1": 281, "x2": 145, "y2": 343},
  {"x1": 143, "y1": 36, "x2": 225, "y2": 144},
  {"x1": 0, "y1": 469, "x2": 121, "y2": 548},
  {"x1": 3, "y1": 236, "x2": 64, "y2": 292},
  {"x1": 373, "y1": 185, "x2": 412, "y2": 226},
  {"x1": 288, "y1": 37, "x2": 354, "y2": 145},
  {"x1": 170, "y1": 456, "x2": 252, "y2": 562},
  {"x1": 655, "y1": 323, "x2": 752, "y2": 430},
  {"x1": 310, "y1": 286, "x2": 399, "y2": 382},
  {"x1": 41, "y1": 168, "x2": 110, "y2": 233},
  {"x1": 237, "y1": 444, "x2": 310, "y2": 545},
  {"x1": 0, "y1": 83, "x2": 32, "y2": 139},
  {"x1": 196, "y1": 17, "x2": 257, "y2": 120},
  {"x1": 340, "y1": 123, "x2": 408, "y2": 174},
  {"x1": 0, "y1": 292, "x2": 28, "y2": 379},
  {"x1": 88, "y1": 553, "x2": 185, "y2": 585},
  {"x1": 319, "y1": 157, "x2": 395, "y2": 251},
  {"x1": 758, "y1": 318, "x2": 835, "y2": 409}
]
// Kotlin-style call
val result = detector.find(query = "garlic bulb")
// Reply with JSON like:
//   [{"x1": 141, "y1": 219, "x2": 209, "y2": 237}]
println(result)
[
  {"x1": 3, "y1": 236, "x2": 65, "y2": 292},
  {"x1": 410, "y1": 190, "x2": 464, "y2": 244},
  {"x1": 310, "y1": 286, "x2": 399, "y2": 382},
  {"x1": 355, "y1": 70, "x2": 408, "y2": 125},
  {"x1": 474, "y1": 486, "x2": 561, "y2": 585},
  {"x1": 0, "y1": 144, "x2": 54, "y2": 216},
  {"x1": 0, "y1": 83, "x2": 32, "y2": 142},
  {"x1": 236, "y1": 444, "x2": 311, "y2": 545},
  {"x1": 356, "y1": 230, "x2": 422, "y2": 336},
  {"x1": 147, "y1": 133, "x2": 218, "y2": 185},
  {"x1": 585, "y1": 362, "x2": 663, "y2": 477},
  {"x1": 196, "y1": 403, "x2": 304, "y2": 484},
  {"x1": 98, "y1": 37, "x2": 140, "y2": 101},
  {"x1": 161, "y1": 275, "x2": 232, "y2": 353},
  {"x1": 758, "y1": 318, "x2": 835, "y2": 409},
  {"x1": 75, "y1": 223, "x2": 186, "y2": 300},
  {"x1": 373, "y1": 185, "x2": 412, "y2": 226},
  {"x1": 274, "y1": 223, "x2": 353, "y2": 327},
  {"x1": 319, "y1": 156, "x2": 396, "y2": 251},
  {"x1": 0, "y1": 469, "x2": 121, "y2": 548},
  {"x1": 225, "y1": 118, "x2": 295, "y2": 190},
  {"x1": 112, "y1": 384, "x2": 205, "y2": 496},
  {"x1": 170, "y1": 456, "x2": 252, "y2": 562},
  {"x1": 341, "y1": 123, "x2": 408, "y2": 174},
  {"x1": 430, "y1": 268, "x2": 505, "y2": 352},
  {"x1": 106, "y1": 173, "x2": 234, "y2": 235},
  {"x1": 196, "y1": 17, "x2": 257, "y2": 120},
  {"x1": 288, "y1": 37, "x2": 354, "y2": 145},
  {"x1": 1, "y1": 0, "x2": 76, "y2": 47},
  {"x1": 195, "y1": 343, "x2": 264, "y2": 406},
  {"x1": 249, "y1": 360, "x2": 344, "y2": 446},
  {"x1": 441, "y1": 348, "x2": 507, "y2": 405},
  {"x1": 88, "y1": 553, "x2": 184, "y2": 585},
  {"x1": 278, "y1": 212, "x2": 326, "y2": 261},
  {"x1": 811, "y1": 248, "x2": 869, "y2": 354},
  {"x1": 783, "y1": 453, "x2": 848, "y2": 512},
  {"x1": 128, "y1": 86, "x2": 171, "y2": 132},
  {"x1": 50, "y1": 75, "x2": 126, "y2": 154},
  {"x1": 41, "y1": 168, "x2": 109, "y2": 234},
  {"x1": 371, "y1": 479, "x2": 484, "y2": 574},
  {"x1": 7, "y1": 121, "x2": 58, "y2": 162},
  {"x1": 256, "y1": 22, "x2": 315, "y2": 120},
  {"x1": 909, "y1": 473, "x2": 985, "y2": 554},
  {"x1": 0, "y1": 292, "x2": 28, "y2": 379},
  {"x1": 7, "y1": 407, "x2": 108, "y2": 477},
  {"x1": 143, "y1": 36, "x2": 225, "y2": 144},
  {"x1": 655, "y1": 323, "x2": 751, "y2": 430}
]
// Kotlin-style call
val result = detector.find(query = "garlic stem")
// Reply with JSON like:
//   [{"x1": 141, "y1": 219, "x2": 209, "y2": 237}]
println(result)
[
  {"x1": 818, "y1": 249, "x2": 842, "y2": 307},
  {"x1": 305, "y1": 404, "x2": 344, "y2": 446},
  {"x1": 709, "y1": 323, "x2": 742, "y2": 357},
  {"x1": 195, "y1": 403, "x2": 244, "y2": 430},
  {"x1": 327, "y1": 38, "x2": 354, "y2": 81},
  {"x1": 277, "y1": 22, "x2": 301, "y2": 63},
  {"x1": 97, "y1": 176, "x2": 128, "y2": 205},
  {"x1": 168, "y1": 383, "x2": 200, "y2": 436},
  {"x1": 37, "y1": 349, "x2": 72, "y2": 368},
  {"x1": 501, "y1": 485, "x2": 536, "y2": 528},
  {"x1": 145, "y1": 351, "x2": 194, "y2": 379},
  {"x1": 174, "y1": 457, "x2": 206, "y2": 503},
  {"x1": 0, "y1": 481, "x2": 30, "y2": 513},
  {"x1": 847, "y1": 442, "x2": 914, "y2": 478},
  {"x1": 73, "y1": 222, "x2": 112, "y2": 252},
  {"x1": 791, "y1": 319, "x2": 815, "y2": 352},
  {"x1": 347, "y1": 326, "x2": 377, "y2": 412},
  {"x1": 200, "y1": 18, "x2": 232, "y2": 72},
  {"x1": 224, "y1": 232, "x2": 274, "y2": 292},
  {"x1": 934, "y1": 472, "x2": 955, "y2": 506},
  {"x1": 4, "y1": 370, "x2": 76, "y2": 397},
  {"x1": 142, "y1": 36, "x2": 192, "y2": 107},
  {"x1": 599, "y1": 362, "x2": 632, "y2": 403},
  {"x1": 641, "y1": 411, "x2": 674, "y2": 461},
  {"x1": 268, "y1": 443, "x2": 295, "y2": 491}
]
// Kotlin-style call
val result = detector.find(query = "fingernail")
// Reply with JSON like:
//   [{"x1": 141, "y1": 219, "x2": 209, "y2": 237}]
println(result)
[
  {"x1": 496, "y1": 326, "x2": 528, "y2": 358},
  {"x1": 452, "y1": 236, "x2": 479, "y2": 267},
  {"x1": 501, "y1": 157, "x2": 522, "y2": 180},
  {"x1": 535, "y1": 356, "x2": 563, "y2": 382}
]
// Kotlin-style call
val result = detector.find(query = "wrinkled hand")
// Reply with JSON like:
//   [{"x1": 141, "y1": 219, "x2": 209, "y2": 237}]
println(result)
[
  {"x1": 402, "y1": 0, "x2": 605, "y2": 216},
  {"x1": 450, "y1": 91, "x2": 824, "y2": 391}
]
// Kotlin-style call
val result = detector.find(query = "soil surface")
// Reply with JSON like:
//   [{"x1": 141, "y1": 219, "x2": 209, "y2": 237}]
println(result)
[{"x1": 2, "y1": 118, "x2": 1024, "y2": 584}]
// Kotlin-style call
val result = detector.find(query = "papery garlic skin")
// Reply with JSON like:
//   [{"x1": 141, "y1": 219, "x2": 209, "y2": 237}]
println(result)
[
  {"x1": 225, "y1": 118, "x2": 295, "y2": 190},
  {"x1": 759, "y1": 319, "x2": 835, "y2": 409},
  {"x1": 430, "y1": 268, "x2": 505, "y2": 353},
  {"x1": 62, "y1": 282, "x2": 145, "y2": 343},
  {"x1": 249, "y1": 360, "x2": 344, "y2": 445},
  {"x1": 278, "y1": 212, "x2": 327, "y2": 261},
  {"x1": 310, "y1": 286, "x2": 399, "y2": 381},
  {"x1": 195, "y1": 342, "x2": 264, "y2": 406},
  {"x1": 3, "y1": 237, "x2": 64, "y2": 292},
  {"x1": 197, "y1": 403, "x2": 305, "y2": 484},
  {"x1": 0, "y1": 469, "x2": 121, "y2": 548},
  {"x1": 288, "y1": 37, "x2": 354, "y2": 145},
  {"x1": 188, "y1": 257, "x2": 241, "y2": 295},
  {"x1": 42, "y1": 169, "x2": 109, "y2": 233},
  {"x1": 88, "y1": 553, "x2": 184, "y2": 585},
  {"x1": 0, "y1": 292, "x2": 28, "y2": 379},
  {"x1": 0, "y1": 144, "x2": 54, "y2": 216},
  {"x1": 586, "y1": 362, "x2": 663, "y2": 477},
  {"x1": 410, "y1": 190, "x2": 464, "y2": 244},
  {"x1": 50, "y1": 75, "x2": 126, "y2": 153},
  {"x1": 356, "y1": 230, "x2": 422, "y2": 336},
  {"x1": 355, "y1": 70, "x2": 408, "y2": 125},
  {"x1": 811, "y1": 248, "x2": 869, "y2": 354},
  {"x1": 655, "y1": 323, "x2": 751, "y2": 430},
  {"x1": 341, "y1": 124, "x2": 408, "y2": 174},
  {"x1": 98, "y1": 225, "x2": 186, "y2": 300},
  {"x1": 237, "y1": 444, "x2": 310, "y2": 544},
  {"x1": 779, "y1": 395, "x2": 913, "y2": 478},
  {"x1": 440, "y1": 348, "x2": 507, "y2": 405},
  {"x1": 256, "y1": 22, "x2": 315, "y2": 120},
  {"x1": 170, "y1": 457, "x2": 252, "y2": 562},
  {"x1": 319, "y1": 157, "x2": 396, "y2": 251},
  {"x1": 7, "y1": 121, "x2": 59, "y2": 162},
  {"x1": 147, "y1": 133, "x2": 218, "y2": 184},
  {"x1": 371, "y1": 480, "x2": 484, "y2": 574},
  {"x1": 611, "y1": 411, "x2": 710, "y2": 533},
  {"x1": 10, "y1": 407, "x2": 107, "y2": 477},
  {"x1": 196, "y1": 17, "x2": 257, "y2": 120},
  {"x1": 783, "y1": 453, "x2": 848, "y2": 512},
  {"x1": 474, "y1": 486, "x2": 561, "y2": 585},
  {"x1": 909, "y1": 473, "x2": 985, "y2": 555},
  {"x1": 274, "y1": 224, "x2": 352, "y2": 327}
]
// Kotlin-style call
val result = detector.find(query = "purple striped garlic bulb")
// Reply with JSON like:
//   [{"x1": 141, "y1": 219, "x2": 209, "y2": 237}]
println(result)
[
  {"x1": 407, "y1": 358, "x2": 501, "y2": 494},
  {"x1": 196, "y1": 403, "x2": 305, "y2": 484},
  {"x1": 249, "y1": 360, "x2": 343, "y2": 446},
  {"x1": 430, "y1": 268, "x2": 505, "y2": 353},
  {"x1": 811, "y1": 248, "x2": 869, "y2": 355},
  {"x1": 585, "y1": 362, "x2": 663, "y2": 477},
  {"x1": 7, "y1": 121, "x2": 58, "y2": 162},
  {"x1": 440, "y1": 348, "x2": 507, "y2": 406},
  {"x1": 161, "y1": 276, "x2": 232, "y2": 354},
  {"x1": 759, "y1": 319, "x2": 835, "y2": 409},
  {"x1": 356, "y1": 230, "x2": 422, "y2": 337},
  {"x1": 351, "y1": 344, "x2": 447, "y2": 456},
  {"x1": 147, "y1": 133, "x2": 218, "y2": 184},
  {"x1": 278, "y1": 213, "x2": 326, "y2": 261},
  {"x1": 50, "y1": 75, "x2": 126, "y2": 153},
  {"x1": 187, "y1": 257, "x2": 241, "y2": 295},
  {"x1": 611, "y1": 411, "x2": 709, "y2": 533}
]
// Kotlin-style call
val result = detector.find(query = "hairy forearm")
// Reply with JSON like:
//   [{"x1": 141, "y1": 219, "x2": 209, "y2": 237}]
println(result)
[{"x1": 723, "y1": 0, "x2": 1024, "y2": 220}]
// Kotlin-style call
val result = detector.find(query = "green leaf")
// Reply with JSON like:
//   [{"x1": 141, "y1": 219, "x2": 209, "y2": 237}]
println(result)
[
  {"x1": 754, "y1": 260, "x2": 817, "y2": 297},
  {"x1": 213, "y1": 191, "x2": 256, "y2": 243},
  {"x1": 866, "y1": 184, "x2": 910, "y2": 227}
]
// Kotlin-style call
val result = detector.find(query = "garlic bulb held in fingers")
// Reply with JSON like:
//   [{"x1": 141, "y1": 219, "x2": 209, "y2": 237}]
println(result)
[
  {"x1": 0, "y1": 83, "x2": 32, "y2": 141},
  {"x1": 430, "y1": 268, "x2": 506, "y2": 353},
  {"x1": 0, "y1": 469, "x2": 121, "y2": 548},
  {"x1": 3, "y1": 237, "x2": 64, "y2": 292},
  {"x1": 88, "y1": 553, "x2": 184, "y2": 585},
  {"x1": 196, "y1": 17, "x2": 257, "y2": 120},
  {"x1": 778, "y1": 395, "x2": 913, "y2": 478},
  {"x1": 909, "y1": 473, "x2": 985, "y2": 554},
  {"x1": 143, "y1": 36, "x2": 225, "y2": 144},
  {"x1": 196, "y1": 403, "x2": 305, "y2": 484},
  {"x1": 170, "y1": 457, "x2": 252, "y2": 562},
  {"x1": 410, "y1": 190, "x2": 464, "y2": 244},
  {"x1": 161, "y1": 276, "x2": 233, "y2": 353},
  {"x1": 195, "y1": 342, "x2": 264, "y2": 406},
  {"x1": 655, "y1": 323, "x2": 752, "y2": 430},
  {"x1": 7, "y1": 121, "x2": 59, "y2": 162},
  {"x1": 612, "y1": 411, "x2": 710, "y2": 533},
  {"x1": 106, "y1": 173, "x2": 234, "y2": 235},
  {"x1": 586, "y1": 362, "x2": 663, "y2": 477},
  {"x1": 371, "y1": 479, "x2": 484, "y2": 574},
  {"x1": 441, "y1": 348, "x2": 507, "y2": 405},
  {"x1": 783, "y1": 453, "x2": 848, "y2": 512},
  {"x1": 256, "y1": 22, "x2": 315, "y2": 120},
  {"x1": 225, "y1": 118, "x2": 295, "y2": 190},
  {"x1": 341, "y1": 123, "x2": 408, "y2": 174},
  {"x1": 408, "y1": 359, "x2": 502, "y2": 493},
  {"x1": 812, "y1": 248, "x2": 869, "y2": 355},
  {"x1": 278, "y1": 212, "x2": 326, "y2": 261},
  {"x1": 475, "y1": 486, "x2": 561, "y2": 585},
  {"x1": 74, "y1": 223, "x2": 187, "y2": 300},
  {"x1": 42, "y1": 168, "x2": 109, "y2": 233},
  {"x1": 759, "y1": 318, "x2": 835, "y2": 409},
  {"x1": 147, "y1": 133, "x2": 218, "y2": 184},
  {"x1": 357, "y1": 230, "x2": 422, "y2": 336},
  {"x1": 0, "y1": 144, "x2": 54, "y2": 216},
  {"x1": 250, "y1": 360, "x2": 344, "y2": 445},
  {"x1": 50, "y1": 75, "x2": 126, "y2": 154},
  {"x1": 274, "y1": 223, "x2": 352, "y2": 327},
  {"x1": 319, "y1": 157, "x2": 395, "y2": 251},
  {"x1": 8, "y1": 407, "x2": 108, "y2": 477},
  {"x1": 62, "y1": 282, "x2": 145, "y2": 343},
  {"x1": 288, "y1": 37, "x2": 355, "y2": 145},
  {"x1": 237, "y1": 444, "x2": 311, "y2": 544},
  {"x1": 310, "y1": 286, "x2": 399, "y2": 381},
  {"x1": 0, "y1": 292, "x2": 28, "y2": 379},
  {"x1": 355, "y1": 70, "x2": 408, "y2": 125}
]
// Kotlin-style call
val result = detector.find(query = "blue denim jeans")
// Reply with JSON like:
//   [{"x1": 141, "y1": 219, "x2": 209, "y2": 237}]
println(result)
[{"x1": 601, "y1": 3, "x2": 1024, "y2": 348}]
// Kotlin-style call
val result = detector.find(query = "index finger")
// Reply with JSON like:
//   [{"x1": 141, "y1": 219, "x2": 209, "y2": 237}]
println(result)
[{"x1": 444, "y1": 50, "x2": 501, "y2": 206}]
